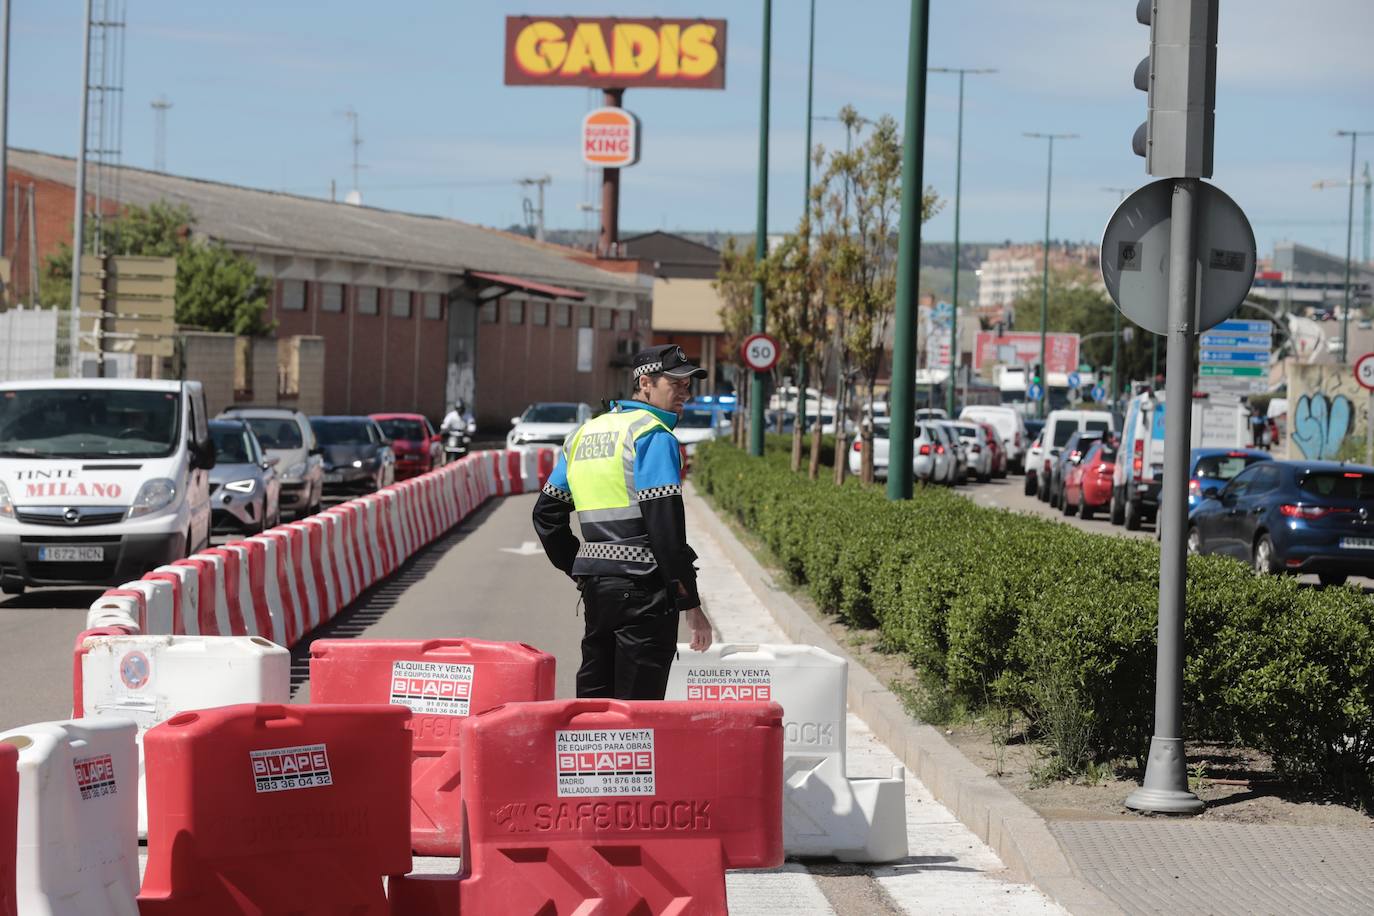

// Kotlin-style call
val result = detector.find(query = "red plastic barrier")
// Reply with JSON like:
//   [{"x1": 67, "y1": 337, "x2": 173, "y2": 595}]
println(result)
[
  {"x1": 505, "y1": 450, "x2": 524, "y2": 494},
  {"x1": 171, "y1": 558, "x2": 219, "y2": 636},
  {"x1": 0, "y1": 742, "x2": 15, "y2": 916},
  {"x1": 96, "y1": 587, "x2": 149, "y2": 632},
  {"x1": 219, "y1": 541, "x2": 278, "y2": 643},
  {"x1": 200, "y1": 548, "x2": 250, "y2": 637},
  {"x1": 536, "y1": 447, "x2": 557, "y2": 487},
  {"x1": 388, "y1": 699, "x2": 783, "y2": 915},
  {"x1": 71, "y1": 626, "x2": 136, "y2": 718},
  {"x1": 137, "y1": 703, "x2": 412, "y2": 914},
  {"x1": 142, "y1": 571, "x2": 186, "y2": 636},
  {"x1": 308, "y1": 639, "x2": 556, "y2": 856}
]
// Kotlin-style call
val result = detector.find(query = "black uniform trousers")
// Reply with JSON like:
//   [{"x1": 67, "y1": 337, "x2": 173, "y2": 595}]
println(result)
[{"x1": 576, "y1": 574, "x2": 679, "y2": 700}]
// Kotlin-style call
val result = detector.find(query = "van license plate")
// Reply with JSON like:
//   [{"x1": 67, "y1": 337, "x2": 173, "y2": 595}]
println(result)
[
  {"x1": 38, "y1": 546, "x2": 104, "y2": 562},
  {"x1": 324, "y1": 473, "x2": 342, "y2": 484},
  {"x1": 1339, "y1": 537, "x2": 1374, "y2": 550}
]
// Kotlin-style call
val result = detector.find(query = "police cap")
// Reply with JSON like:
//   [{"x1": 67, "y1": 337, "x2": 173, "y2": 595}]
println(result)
[{"x1": 632, "y1": 344, "x2": 707, "y2": 380}]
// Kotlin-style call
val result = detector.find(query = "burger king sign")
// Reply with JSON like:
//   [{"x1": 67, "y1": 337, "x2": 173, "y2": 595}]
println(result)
[{"x1": 582, "y1": 108, "x2": 641, "y2": 168}]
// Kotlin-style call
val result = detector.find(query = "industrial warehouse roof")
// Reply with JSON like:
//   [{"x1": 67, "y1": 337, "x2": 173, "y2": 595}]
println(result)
[{"x1": 10, "y1": 148, "x2": 645, "y2": 295}]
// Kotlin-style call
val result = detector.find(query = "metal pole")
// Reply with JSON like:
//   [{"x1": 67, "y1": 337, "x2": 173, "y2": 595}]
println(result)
[
  {"x1": 0, "y1": 0, "x2": 10, "y2": 261},
  {"x1": 1125, "y1": 177, "x2": 1205, "y2": 815},
  {"x1": 72, "y1": 0, "x2": 94, "y2": 368},
  {"x1": 598, "y1": 89, "x2": 624, "y2": 258},
  {"x1": 1367, "y1": 389, "x2": 1373, "y2": 467},
  {"x1": 1337, "y1": 131, "x2": 1363, "y2": 364},
  {"x1": 749, "y1": 0, "x2": 771, "y2": 458},
  {"x1": 798, "y1": 0, "x2": 815, "y2": 437},
  {"x1": 1039, "y1": 139, "x2": 1052, "y2": 419},
  {"x1": 885, "y1": 0, "x2": 930, "y2": 501}
]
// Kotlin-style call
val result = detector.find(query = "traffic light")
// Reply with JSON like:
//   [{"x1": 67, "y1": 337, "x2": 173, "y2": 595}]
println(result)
[
  {"x1": 1031, "y1": 363, "x2": 1042, "y2": 385},
  {"x1": 1132, "y1": 0, "x2": 1218, "y2": 178}
]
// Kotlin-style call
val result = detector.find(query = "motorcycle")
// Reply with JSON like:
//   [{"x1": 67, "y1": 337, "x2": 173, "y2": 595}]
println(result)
[{"x1": 443, "y1": 419, "x2": 474, "y2": 461}]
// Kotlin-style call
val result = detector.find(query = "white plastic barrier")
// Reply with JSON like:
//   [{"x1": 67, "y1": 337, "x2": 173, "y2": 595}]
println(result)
[
  {"x1": 666, "y1": 644, "x2": 908, "y2": 863},
  {"x1": 0, "y1": 717, "x2": 139, "y2": 915},
  {"x1": 77, "y1": 633, "x2": 290, "y2": 837},
  {"x1": 84, "y1": 589, "x2": 143, "y2": 633}
]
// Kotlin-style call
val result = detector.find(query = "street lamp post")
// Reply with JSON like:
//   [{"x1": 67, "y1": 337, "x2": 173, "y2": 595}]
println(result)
[
  {"x1": 1336, "y1": 130, "x2": 1373, "y2": 364},
  {"x1": 798, "y1": 0, "x2": 816, "y2": 438},
  {"x1": 930, "y1": 66, "x2": 995, "y2": 419},
  {"x1": 749, "y1": 0, "x2": 772, "y2": 457},
  {"x1": 1024, "y1": 132, "x2": 1078, "y2": 418},
  {"x1": 886, "y1": 0, "x2": 931, "y2": 501}
]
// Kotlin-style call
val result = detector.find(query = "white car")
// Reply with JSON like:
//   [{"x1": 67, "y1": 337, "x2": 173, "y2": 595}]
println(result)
[
  {"x1": 1033, "y1": 409, "x2": 1115, "y2": 503},
  {"x1": 507, "y1": 402, "x2": 593, "y2": 451},
  {"x1": 675, "y1": 409, "x2": 726, "y2": 456},
  {"x1": 949, "y1": 421, "x2": 994, "y2": 483},
  {"x1": 1024, "y1": 431, "x2": 1045, "y2": 496},
  {"x1": 848, "y1": 420, "x2": 951, "y2": 483},
  {"x1": 932, "y1": 421, "x2": 970, "y2": 484},
  {"x1": 960, "y1": 405, "x2": 1028, "y2": 472}
]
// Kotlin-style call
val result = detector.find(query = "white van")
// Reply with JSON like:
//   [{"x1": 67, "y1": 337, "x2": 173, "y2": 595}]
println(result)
[
  {"x1": 1032, "y1": 409, "x2": 1115, "y2": 499},
  {"x1": 0, "y1": 379, "x2": 214, "y2": 595},
  {"x1": 1112, "y1": 391, "x2": 1248, "y2": 529},
  {"x1": 960, "y1": 405, "x2": 1029, "y2": 472}
]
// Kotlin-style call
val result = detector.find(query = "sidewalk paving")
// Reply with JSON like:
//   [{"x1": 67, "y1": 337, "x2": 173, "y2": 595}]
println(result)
[{"x1": 686, "y1": 484, "x2": 1374, "y2": 916}]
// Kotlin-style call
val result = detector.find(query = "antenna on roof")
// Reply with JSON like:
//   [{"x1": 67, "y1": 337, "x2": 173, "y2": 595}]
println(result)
[
  {"x1": 336, "y1": 106, "x2": 363, "y2": 204},
  {"x1": 151, "y1": 95, "x2": 171, "y2": 172}
]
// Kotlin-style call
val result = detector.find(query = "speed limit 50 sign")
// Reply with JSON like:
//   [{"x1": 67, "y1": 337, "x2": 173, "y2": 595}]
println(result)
[
  {"x1": 740, "y1": 333, "x2": 780, "y2": 372},
  {"x1": 1355, "y1": 353, "x2": 1374, "y2": 391}
]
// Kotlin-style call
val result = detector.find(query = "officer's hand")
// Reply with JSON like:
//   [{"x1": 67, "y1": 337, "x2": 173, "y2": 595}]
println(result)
[{"x1": 685, "y1": 607, "x2": 712, "y2": 652}]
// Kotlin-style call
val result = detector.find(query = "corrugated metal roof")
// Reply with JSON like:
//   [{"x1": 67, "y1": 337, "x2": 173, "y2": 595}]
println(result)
[{"x1": 10, "y1": 148, "x2": 644, "y2": 294}]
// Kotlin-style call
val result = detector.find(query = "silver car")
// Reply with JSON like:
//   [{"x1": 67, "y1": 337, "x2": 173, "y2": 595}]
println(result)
[
  {"x1": 219, "y1": 407, "x2": 324, "y2": 518},
  {"x1": 208, "y1": 419, "x2": 281, "y2": 535}
]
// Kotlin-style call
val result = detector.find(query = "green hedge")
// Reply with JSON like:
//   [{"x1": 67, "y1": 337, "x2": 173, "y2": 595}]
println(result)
[{"x1": 694, "y1": 438, "x2": 1374, "y2": 805}]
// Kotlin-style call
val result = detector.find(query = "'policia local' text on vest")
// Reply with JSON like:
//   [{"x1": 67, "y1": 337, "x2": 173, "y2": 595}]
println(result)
[{"x1": 564, "y1": 407, "x2": 672, "y2": 577}]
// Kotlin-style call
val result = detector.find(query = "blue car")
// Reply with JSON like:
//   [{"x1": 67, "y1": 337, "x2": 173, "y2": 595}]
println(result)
[
  {"x1": 1187, "y1": 460, "x2": 1374, "y2": 586},
  {"x1": 1187, "y1": 448, "x2": 1272, "y2": 509}
]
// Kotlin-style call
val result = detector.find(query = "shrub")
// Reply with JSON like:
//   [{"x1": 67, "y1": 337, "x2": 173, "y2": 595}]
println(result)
[{"x1": 695, "y1": 438, "x2": 1374, "y2": 804}]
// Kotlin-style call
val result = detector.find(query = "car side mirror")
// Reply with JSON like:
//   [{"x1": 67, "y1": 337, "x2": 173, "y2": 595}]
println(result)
[
  {"x1": 191, "y1": 438, "x2": 216, "y2": 471},
  {"x1": 263, "y1": 456, "x2": 280, "y2": 469},
  {"x1": 511, "y1": 416, "x2": 522, "y2": 426},
  {"x1": 1219, "y1": 489, "x2": 1237, "y2": 506},
  {"x1": 310, "y1": 446, "x2": 324, "y2": 457},
  {"x1": 1199, "y1": 483, "x2": 1222, "y2": 501}
]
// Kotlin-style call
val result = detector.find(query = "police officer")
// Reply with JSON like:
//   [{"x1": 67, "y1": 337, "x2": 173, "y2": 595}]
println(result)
[{"x1": 532, "y1": 344, "x2": 713, "y2": 700}]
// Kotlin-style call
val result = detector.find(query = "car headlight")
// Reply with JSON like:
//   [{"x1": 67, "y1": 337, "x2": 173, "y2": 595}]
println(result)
[
  {"x1": 352, "y1": 459, "x2": 364, "y2": 468},
  {"x1": 284, "y1": 461, "x2": 307, "y2": 479},
  {"x1": 224, "y1": 479, "x2": 256, "y2": 495},
  {"x1": 0, "y1": 481, "x2": 12, "y2": 518},
  {"x1": 127, "y1": 478, "x2": 177, "y2": 519}
]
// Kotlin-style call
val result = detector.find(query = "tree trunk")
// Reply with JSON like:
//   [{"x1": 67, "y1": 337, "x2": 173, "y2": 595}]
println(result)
[
  {"x1": 808, "y1": 420, "x2": 823, "y2": 480},
  {"x1": 790, "y1": 361, "x2": 806, "y2": 472},
  {"x1": 832, "y1": 371, "x2": 848, "y2": 486}
]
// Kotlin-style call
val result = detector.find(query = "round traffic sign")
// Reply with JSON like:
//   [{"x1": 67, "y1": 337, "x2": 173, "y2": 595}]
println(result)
[
  {"x1": 1091, "y1": 384, "x2": 1107, "y2": 402},
  {"x1": 1356, "y1": 353, "x2": 1374, "y2": 391},
  {"x1": 1027, "y1": 382, "x2": 1043, "y2": 402},
  {"x1": 740, "y1": 333, "x2": 780, "y2": 372},
  {"x1": 1067, "y1": 371, "x2": 1082, "y2": 388},
  {"x1": 1101, "y1": 179, "x2": 1257, "y2": 336}
]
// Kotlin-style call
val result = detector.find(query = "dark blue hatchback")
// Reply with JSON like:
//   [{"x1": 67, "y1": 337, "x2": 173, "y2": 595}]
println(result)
[{"x1": 1188, "y1": 460, "x2": 1374, "y2": 585}]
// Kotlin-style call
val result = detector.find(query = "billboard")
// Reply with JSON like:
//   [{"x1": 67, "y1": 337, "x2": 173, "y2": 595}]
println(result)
[
  {"x1": 582, "y1": 108, "x2": 640, "y2": 167},
  {"x1": 505, "y1": 17, "x2": 727, "y2": 89},
  {"x1": 974, "y1": 331, "x2": 1079, "y2": 375}
]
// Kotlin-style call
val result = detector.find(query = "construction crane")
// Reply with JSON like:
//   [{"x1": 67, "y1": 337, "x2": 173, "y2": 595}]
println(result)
[{"x1": 1315, "y1": 162, "x2": 1372, "y2": 264}]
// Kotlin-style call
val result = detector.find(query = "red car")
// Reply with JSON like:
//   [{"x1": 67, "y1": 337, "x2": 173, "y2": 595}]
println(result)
[
  {"x1": 975, "y1": 421, "x2": 1007, "y2": 478},
  {"x1": 1062, "y1": 439, "x2": 1116, "y2": 520},
  {"x1": 370, "y1": 413, "x2": 443, "y2": 480}
]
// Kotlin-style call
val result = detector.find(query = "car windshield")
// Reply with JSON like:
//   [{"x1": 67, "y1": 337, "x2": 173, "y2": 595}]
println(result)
[
  {"x1": 1298, "y1": 471, "x2": 1374, "y2": 500},
  {"x1": 377, "y1": 418, "x2": 425, "y2": 441},
  {"x1": 1195, "y1": 454, "x2": 1265, "y2": 480},
  {"x1": 211, "y1": 425, "x2": 253, "y2": 464},
  {"x1": 0, "y1": 387, "x2": 180, "y2": 458},
  {"x1": 871, "y1": 421, "x2": 891, "y2": 440},
  {"x1": 1085, "y1": 419, "x2": 1111, "y2": 434},
  {"x1": 312, "y1": 419, "x2": 372, "y2": 445},
  {"x1": 677, "y1": 411, "x2": 715, "y2": 428},
  {"x1": 953, "y1": 424, "x2": 979, "y2": 438},
  {"x1": 242, "y1": 417, "x2": 303, "y2": 450},
  {"x1": 522, "y1": 404, "x2": 579, "y2": 423},
  {"x1": 1052, "y1": 424, "x2": 1077, "y2": 447}
]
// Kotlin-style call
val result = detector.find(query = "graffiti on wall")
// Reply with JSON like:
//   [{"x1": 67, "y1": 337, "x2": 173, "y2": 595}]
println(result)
[{"x1": 1286, "y1": 362, "x2": 1367, "y2": 460}]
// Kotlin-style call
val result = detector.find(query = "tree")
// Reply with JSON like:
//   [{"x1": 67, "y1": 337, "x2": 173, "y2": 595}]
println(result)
[
  {"x1": 1011, "y1": 264, "x2": 1159, "y2": 392},
  {"x1": 40, "y1": 200, "x2": 273, "y2": 336},
  {"x1": 714, "y1": 237, "x2": 757, "y2": 448},
  {"x1": 759, "y1": 228, "x2": 817, "y2": 471},
  {"x1": 810, "y1": 107, "x2": 941, "y2": 483}
]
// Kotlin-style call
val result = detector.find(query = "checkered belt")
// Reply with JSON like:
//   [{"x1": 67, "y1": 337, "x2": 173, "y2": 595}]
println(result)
[{"x1": 575, "y1": 542, "x2": 655, "y2": 564}]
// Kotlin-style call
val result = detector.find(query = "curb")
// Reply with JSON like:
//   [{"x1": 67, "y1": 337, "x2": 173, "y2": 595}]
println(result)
[{"x1": 687, "y1": 487, "x2": 1123, "y2": 916}]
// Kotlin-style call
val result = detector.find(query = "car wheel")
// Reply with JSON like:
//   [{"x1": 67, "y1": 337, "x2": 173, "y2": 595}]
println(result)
[
  {"x1": 1079, "y1": 497, "x2": 1093, "y2": 520},
  {"x1": 1060, "y1": 487, "x2": 1075, "y2": 515},
  {"x1": 1252, "y1": 534, "x2": 1278, "y2": 576},
  {"x1": 1318, "y1": 573, "x2": 1347, "y2": 587},
  {"x1": 255, "y1": 499, "x2": 269, "y2": 534},
  {"x1": 1048, "y1": 480, "x2": 1060, "y2": 508},
  {"x1": 1110, "y1": 490, "x2": 1125, "y2": 526},
  {"x1": 0, "y1": 576, "x2": 24, "y2": 596},
  {"x1": 1124, "y1": 498, "x2": 1142, "y2": 531},
  {"x1": 1024, "y1": 472, "x2": 1037, "y2": 497},
  {"x1": 1186, "y1": 525, "x2": 1202, "y2": 555}
]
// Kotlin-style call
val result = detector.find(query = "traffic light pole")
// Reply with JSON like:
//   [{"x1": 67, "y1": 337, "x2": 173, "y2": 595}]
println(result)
[
  {"x1": 886, "y1": 0, "x2": 930, "y2": 501},
  {"x1": 1025, "y1": 132, "x2": 1075, "y2": 418},
  {"x1": 749, "y1": 0, "x2": 772, "y2": 458},
  {"x1": 1126, "y1": 177, "x2": 1205, "y2": 815}
]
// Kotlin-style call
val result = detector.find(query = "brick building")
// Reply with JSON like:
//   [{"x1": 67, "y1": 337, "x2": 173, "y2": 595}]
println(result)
[{"x1": 5, "y1": 149, "x2": 650, "y2": 427}]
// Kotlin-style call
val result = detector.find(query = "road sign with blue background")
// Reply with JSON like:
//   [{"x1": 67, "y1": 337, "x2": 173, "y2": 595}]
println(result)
[
  {"x1": 1200, "y1": 349, "x2": 1269, "y2": 362},
  {"x1": 1027, "y1": 382, "x2": 1043, "y2": 402},
  {"x1": 1198, "y1": 318, "x2": 1272, "y2": 395},
  {"x1": 1091, "y1": 384, "x2": 1106, "y2": 402},
  {"x1": 1067, "y1": 372, "x2": 1081, "y2": 388}
]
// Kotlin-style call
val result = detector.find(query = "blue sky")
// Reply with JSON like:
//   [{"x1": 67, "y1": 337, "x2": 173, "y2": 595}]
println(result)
[{"x1": 8, "y1": 1, "x2": 1373, "y2": 256}]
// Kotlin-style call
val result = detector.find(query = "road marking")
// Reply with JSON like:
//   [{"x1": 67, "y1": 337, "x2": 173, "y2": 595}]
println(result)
[{"x1": 499, "y1": 540, "x2": 544, "y2": 556}]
